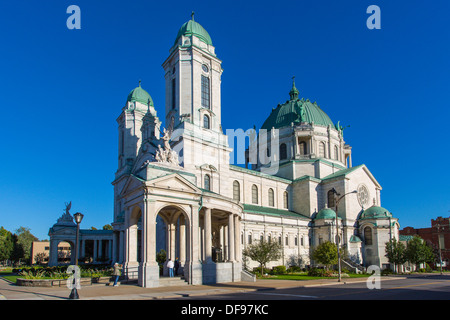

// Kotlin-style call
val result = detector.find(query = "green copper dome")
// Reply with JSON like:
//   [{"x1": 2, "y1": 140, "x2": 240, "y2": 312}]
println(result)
[
  {"x1": 315, "y1": 208, "x2": 339, "y2": 220},
  {"x1": 174, "y1": 15, "x2": 213, "y2": 46},
  {"x1": 360, "y1": 206, "x2": 392, "y2": 220},
  {"x1": 261, "y1": 80, "x2": 334, "y2": 130},
  {"x1": 127, "y1": 81, "x2": 154, "y2": 107}
]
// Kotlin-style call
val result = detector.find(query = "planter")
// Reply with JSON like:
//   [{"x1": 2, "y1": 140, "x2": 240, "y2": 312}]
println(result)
[
  {"x1": 91, "y1": 276, "x2": 112, "y2": 284},
  {"x1": 16, "y1": 278, "x2": 54, "y2": 287}
]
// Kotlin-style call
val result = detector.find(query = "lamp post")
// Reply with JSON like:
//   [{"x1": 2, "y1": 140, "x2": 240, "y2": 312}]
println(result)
[
  {"x1": 331, "y1": 188, "x2": 357, "y2": 282},
  {"x1": 69, "y1": 212, "x2": 84, "y2": 299},
  {"x1": 435, "y1": 223, "x2": 443, "y2": 275}
]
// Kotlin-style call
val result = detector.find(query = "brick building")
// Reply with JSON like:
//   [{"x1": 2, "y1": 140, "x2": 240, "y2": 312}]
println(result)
[{"x1": 400, "y1": 216, "x2": 450, "y2": 269}]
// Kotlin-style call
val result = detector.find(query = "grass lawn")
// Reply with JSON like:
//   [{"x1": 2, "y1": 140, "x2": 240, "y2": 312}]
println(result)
[{"x1": 258, "y1": 273, "x2": 371, "y2": 281}]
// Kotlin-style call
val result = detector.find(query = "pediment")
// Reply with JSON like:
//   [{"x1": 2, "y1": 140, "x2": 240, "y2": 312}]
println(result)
[
  {"x1": 120, "y1": 174, "x2": 145, "y2": 196},
  {"x1": 146, "y1": 173, "x2": 200, "y2": 194}
]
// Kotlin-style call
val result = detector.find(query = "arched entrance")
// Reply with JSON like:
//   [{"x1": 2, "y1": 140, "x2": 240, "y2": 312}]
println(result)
[{"x1": 156, "y1": 205, "x2": 190, "y2": 278}]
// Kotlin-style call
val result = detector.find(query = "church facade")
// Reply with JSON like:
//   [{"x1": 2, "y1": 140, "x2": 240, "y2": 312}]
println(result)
[{"x1": 48, "y1": 17, "x2": 400, "y2": 288}]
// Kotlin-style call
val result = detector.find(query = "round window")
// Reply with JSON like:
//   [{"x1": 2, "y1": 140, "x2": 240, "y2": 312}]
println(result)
[
  {"x1": 357, "y1": 184, "x2": 370, "y2": 207},
  {"x1": 202, "y1": 64, "x2": 209, "y2": 73}
]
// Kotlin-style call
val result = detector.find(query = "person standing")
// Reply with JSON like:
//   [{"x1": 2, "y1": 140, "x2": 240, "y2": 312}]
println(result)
[
  {"x1": 174, "y1": 258, "x2": 180, "y2": 276},
  {"x1": 113, "y1": 262, "x2": 122, "y2": 287},
  {"x1": 167, "y1": 259, "x2": 174, "y2": 277}
]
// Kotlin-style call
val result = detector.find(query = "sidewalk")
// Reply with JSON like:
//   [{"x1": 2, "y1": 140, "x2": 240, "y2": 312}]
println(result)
[{"x1": 0, "y1": 276, "x2": 404, "y2": 300}]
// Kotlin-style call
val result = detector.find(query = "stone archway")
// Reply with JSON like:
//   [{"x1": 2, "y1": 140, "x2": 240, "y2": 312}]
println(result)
[{"x1": 156, "y1": 205, "x2": 191, "y2": 278}]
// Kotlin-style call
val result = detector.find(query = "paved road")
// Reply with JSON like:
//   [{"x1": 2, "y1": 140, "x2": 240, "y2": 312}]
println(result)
[{"x1": 172, "y1": 274, "x2": 450, "y2": 300}]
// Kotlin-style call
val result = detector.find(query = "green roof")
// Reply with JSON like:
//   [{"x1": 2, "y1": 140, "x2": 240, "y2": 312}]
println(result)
[
  {"x1": 127, "y1": 82, "x2": 153, "y2": 106},
  {"x1": 321, "y1": 164, "x2": 365, "y2": 181},
  {"x1": 349, "y1": 235, "x2": 362, "y2": 243},
  {"x1": 174, "y1": 18, "x2": 213, "y2": 46},
  {"x1": 399, "y1": 235, "x2": 414, "y2": 242},
  {"x1": 360, "y1": 205, "x2": 392, "y2": 220},
  {"x1": 243, "y1": 204, "x2": 309, "y2": 220},
  {"x1": 261, "y1": 82, "x2": 334, "y2": 130},
  {"x1": 314, "y1": 207, "x2": 339, "y2": 220}
]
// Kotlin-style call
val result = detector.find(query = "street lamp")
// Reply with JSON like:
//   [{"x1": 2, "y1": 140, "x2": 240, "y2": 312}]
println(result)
[
  {"x1": 69, "y1": 212, "x2": 84, "y2": 299},
  {"x1": 435, "y1": 223, "x2": 443, "y2": 275},
  {"x1": 331, "y1": 188, "x2": 357, "y2": 282}
]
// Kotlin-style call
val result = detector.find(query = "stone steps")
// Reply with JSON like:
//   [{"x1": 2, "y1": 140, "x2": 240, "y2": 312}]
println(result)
[{"x1": 158, "y1": 276, "x2": 189, "y2": 287}]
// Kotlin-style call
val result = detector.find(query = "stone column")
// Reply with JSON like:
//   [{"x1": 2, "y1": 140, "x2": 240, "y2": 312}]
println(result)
[
  {"x1": 234, "y1": 215, "x2": 241, "y2": 262},
  {"x1": 49, "y1": 240, "x2": 59, "y2": 266},
  {"x1": 224, "y1": 225, "x2": 228, "y2": 261},
  {"x1": 81, "y1": 239, "x2": 85, "y2": 258},
  {"x1": 169, "y1": 222, "x2": 176, "y2": 261},
  {"x1": 119, "y1": 230, "x2": 124, "y2": 263},
  {"x1": 139, "y1": 198, "x2": 159, "y2": 288},
  {"x1": 204, "y1": 207, "x2": 212, "y2": 262},
  {"x1": 185, "y1": 204, "x2": 202, "y2": 285},
  {"x1": 179, "y1": 216, "x2": 186, "y2": 268},
  {"x1": 112, "y1": 232, "x2": 117, "y2": 264},
  {"x1": 98, "y1": 239, "x2": 103, "y2": 261},
  {"x1": 228, "y1": 213, "x2": 235, "y2": 262},
  {"x1": 93, "y1": 239, "x2": 98, "y2": 263}
]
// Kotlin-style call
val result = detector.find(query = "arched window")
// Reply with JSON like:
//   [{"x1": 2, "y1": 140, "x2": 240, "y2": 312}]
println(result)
[
  {"x1": 252, "y1": 185, "x2": 258, "y2": 204},
  {"x1": 171, "y1": 78, "x2": 176, "y2": 109},
  {"x1": 204, "y1": 174, "x2": 211, "y2": 191},
  {"x1": 283, "y1": 191, "x2": 289, "y2": 209},
  {"x1": 268, "y1": 188, "x2": 274, "y2": 207},
  {"x1": 364, "y1": 227, "x2": 373, "y2": 245},
  {"x1": 327, "y1": 189, "x2": 336, "y2": 208},
  {"x1": 203, "y1": 114, "x2": 210, "y2": 129},
  {"x1": 299, "y1": 141, "x2": 307, "y2": 155},
  {"x1": 280, "y1": 143, "x2": 287, "y2": 160},
  {"x1": 233, "y1": 180, "x2": 240, "y2": 201},
  {"x1": 334, "y1": 145, "x2": 339, "y2": 161},
  {"x1": 319, "y1": 142, "x2": 326, "y2": 158},
  {"x1": 201, "y1": 75, "x2": 210, "y2": 108}
]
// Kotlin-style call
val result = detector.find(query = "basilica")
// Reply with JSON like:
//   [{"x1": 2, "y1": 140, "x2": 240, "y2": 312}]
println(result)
[{"x1": 48, "y1": 16, "x2": 400, "y2": 287}]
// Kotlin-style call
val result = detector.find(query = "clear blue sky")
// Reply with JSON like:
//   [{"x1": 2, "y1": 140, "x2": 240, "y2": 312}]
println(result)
[{"x1": 0, "y1": 0, "x2": 449, "y2": 240}]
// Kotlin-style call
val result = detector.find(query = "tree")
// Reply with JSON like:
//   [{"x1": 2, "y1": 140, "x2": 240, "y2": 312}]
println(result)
[
  {"x1": 14, "y1": 227, "x2": 38, "y2": 263},
  {"x1": 311, "y1": 241, "x2": 338, "y2": 270},
  {"x1": 385, "y1": 238, "x2": 407, "y2": 273},
  {"x1": 405, "y1": 235, "x2": 435, "y2": 269},
  {"x1": 242, "y1": 239, "x2": 282, "y2": 276},
  {"x1": 0, "y1": 227, "x2": 14, "y2": 261},
  {"x1": 102, "y1": 224, "x2": 113, "y2": 230}
]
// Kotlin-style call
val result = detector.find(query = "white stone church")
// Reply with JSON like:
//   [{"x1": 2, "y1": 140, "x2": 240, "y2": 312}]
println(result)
[{"x1": 48, "y1": 16, "x2": 400, "y2": 287}]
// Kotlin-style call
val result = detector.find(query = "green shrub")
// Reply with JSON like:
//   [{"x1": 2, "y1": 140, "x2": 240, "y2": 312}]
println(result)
[
  {"x1": 307, "y1": 268, "x2": 325, "y2": 277},
  {"x1": 271, "y1": 265, "x2": 287, "y2": 275},
  {"x1": 381, "y1": 268, "x2": 394, "y2": 275},
  {"x1": 287, "y1": 265, "x2": 302, "y2": 273},
  {"x1": 252, "y1": 267, "x2": 271, "y2": 275}
]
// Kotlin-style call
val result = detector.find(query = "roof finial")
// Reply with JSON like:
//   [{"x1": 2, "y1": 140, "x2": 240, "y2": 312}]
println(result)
[
  {"x1": 191, "y1": 11, "x2": 195, "y2": 21},
  {"x1": 289, "y1": 76, "x2": 299, "y2": 100},
  {"x1": 139, "y1": 79, "x2": 142, "y2": 87}
]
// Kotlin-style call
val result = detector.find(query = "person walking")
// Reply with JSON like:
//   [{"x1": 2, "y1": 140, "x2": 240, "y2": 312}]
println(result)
[
  {"x1": 167, "y1": 259, "x2": 174, "y2": 277},
  {"x1": 113, "y1": 262, "x2": 122, "y2": 287}
]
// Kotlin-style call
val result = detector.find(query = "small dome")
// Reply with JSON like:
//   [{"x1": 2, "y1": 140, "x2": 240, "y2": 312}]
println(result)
[
  {"x1": 127, "y1": 81, "x2": 154, "y2": 107},
  {"x1": 315, "y1": 207, "x2": 339, "y2": 220},
  {"x1": 174, "y1": 16, "x2": 213, "y2": 46},
  {"x1": 360, "y1": 205, "x2": 392, "y2": 220}
]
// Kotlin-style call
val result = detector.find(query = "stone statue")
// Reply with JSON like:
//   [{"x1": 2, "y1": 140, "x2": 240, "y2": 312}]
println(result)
[
  {"x1": 64, "y1": 201, "x2": 72, "y2": 215},
  {"x1": 153, "y1": 125, "x2": 180, "y2": 167}
]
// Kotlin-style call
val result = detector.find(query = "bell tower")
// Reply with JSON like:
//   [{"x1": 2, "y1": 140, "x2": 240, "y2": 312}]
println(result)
[
  {"x1": 162, "y1": 13, "x2": 223, "y2": 134},
  {"x1": 161, "y1": 14, "x2": 230, "y2": 172}
]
